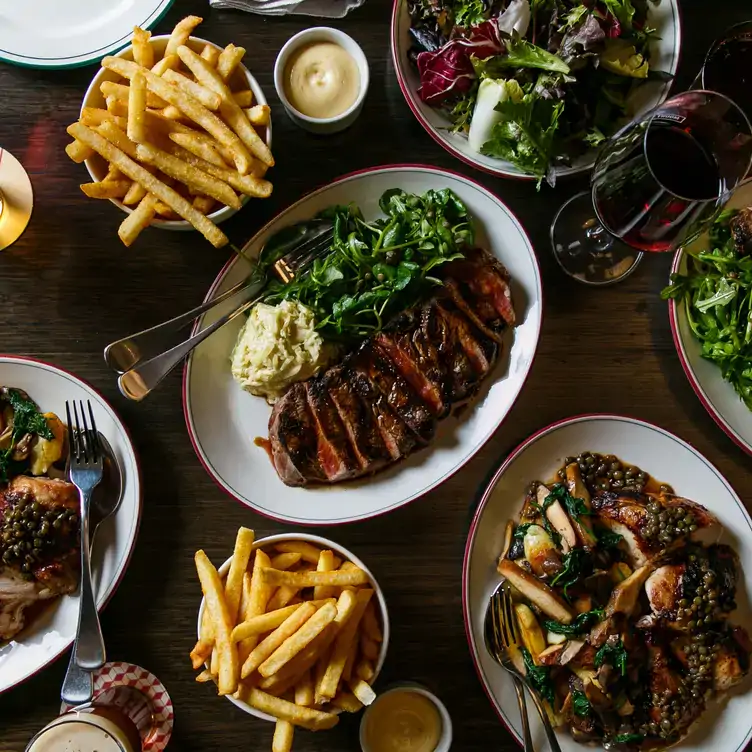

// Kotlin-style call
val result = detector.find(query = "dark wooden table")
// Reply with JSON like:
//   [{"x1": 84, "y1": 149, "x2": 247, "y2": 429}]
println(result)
[{"x1": 1, "y1": 1, "x2": 750, "y2": 749}]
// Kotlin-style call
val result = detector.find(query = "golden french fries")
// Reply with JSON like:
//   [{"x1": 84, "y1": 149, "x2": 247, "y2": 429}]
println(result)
[
  {"x1": 195, "y1": 550, "x2": 239, "y2": 696},
  {"x1": 80, "y1": 180, "x2": 131, "y2": 199},
  {"x1": 64, "y1": 15, "x2": 273, "y2": 247},
  {"x1": 127, "y1": 70, "x2": 148, "y2": 144},
  {"x1": 191, "y1": 531, "x2": 384, "y2": 752},
  {"x1": 132, "y1": 26, "x2": 154, "y2": 68}
]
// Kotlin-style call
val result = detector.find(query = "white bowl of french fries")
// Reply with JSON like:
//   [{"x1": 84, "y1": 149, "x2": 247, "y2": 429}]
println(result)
[
  {"x1": 65, "y1": 16, "x2": 275, "y2": 249},
  {"x1": 191, "y1": 528, "x2": 389, "y2": 751}
]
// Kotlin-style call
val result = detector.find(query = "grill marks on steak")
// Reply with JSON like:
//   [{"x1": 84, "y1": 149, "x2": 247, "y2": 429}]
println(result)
[{"x1": 268, "y1": 248, "x2": 515, "y2": 486}]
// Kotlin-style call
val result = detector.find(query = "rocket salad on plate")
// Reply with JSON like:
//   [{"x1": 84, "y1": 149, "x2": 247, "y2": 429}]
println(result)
[{"x1": 401, "y1": 0, "x2": 674, "y2": 185}]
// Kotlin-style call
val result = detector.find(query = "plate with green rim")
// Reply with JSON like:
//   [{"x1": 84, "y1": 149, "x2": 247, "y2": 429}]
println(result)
[{"x1": 0, "y1": 0, "x2": 173, "y2": 69}]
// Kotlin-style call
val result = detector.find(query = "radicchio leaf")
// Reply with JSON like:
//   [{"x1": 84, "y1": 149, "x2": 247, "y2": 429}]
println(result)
[
  {"x1": 559, "y1": 13, "x2": 606, "y2": 66},
  {"x1": 416, "y1": 19, "x2": 503, "y2": 104}
]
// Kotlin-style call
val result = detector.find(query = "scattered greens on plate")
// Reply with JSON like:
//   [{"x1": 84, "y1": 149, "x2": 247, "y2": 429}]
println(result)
[
  {"x1": 662, "y1": 208, "x2": 752, "y2": 410},
  {"x1": 255, "y1": 188, "x2": 474, "y2": 343},
  {"x1": 407, "y1": 0, "x2": 668, "y2": 186}
]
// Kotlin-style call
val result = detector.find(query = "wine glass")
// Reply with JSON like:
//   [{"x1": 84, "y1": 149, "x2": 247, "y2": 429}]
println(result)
[
  {"x1": 551, "y1": 90, "x2": 752, "y2": 286},
  {"x1": 0, "y1": 147, "x2": 34, "y2": 251},
  {"x1": 697, "y1": 20, "x2": 752, "y2": 123}
]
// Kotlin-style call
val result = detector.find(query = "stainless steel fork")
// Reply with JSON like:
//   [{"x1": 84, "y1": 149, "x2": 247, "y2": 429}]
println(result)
[
  {"x1": 107, "y1": 220, "x2": 335, "y2": 402},
  {"x1": 495, "y1": 584, "x2": 563, "y2": 752},
  {"x1": 61, "y1": 400, "x2": 105, "y2": 706}
]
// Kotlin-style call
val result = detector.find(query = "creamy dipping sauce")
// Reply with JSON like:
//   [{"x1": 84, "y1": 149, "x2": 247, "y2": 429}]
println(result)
[
  {"x1": 363, "y1": 690, "x2": 443, "y2": 752},
  {"x1": 284, "y1": 42, "x2": 360, "y2": 119}
]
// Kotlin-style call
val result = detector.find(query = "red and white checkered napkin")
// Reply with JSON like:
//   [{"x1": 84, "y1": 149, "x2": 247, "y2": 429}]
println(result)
[{"x1": 61, "y1": 662, "x2": 173, "y2": 752}]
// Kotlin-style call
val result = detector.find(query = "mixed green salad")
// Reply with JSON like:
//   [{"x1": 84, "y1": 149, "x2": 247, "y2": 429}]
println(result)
[
  {"x1": 408, "y1": 0, "x2": 668, "y2": 186},
  {"x1": 255, "y1": 188, "x2": 474, "y2": 343},
  {"x1": 662, "y1": 208, "x2": 752, "y2": 410}
]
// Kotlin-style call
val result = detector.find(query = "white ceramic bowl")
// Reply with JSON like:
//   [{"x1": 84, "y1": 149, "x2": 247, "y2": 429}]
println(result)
[
  {"x1": 196, "y1": 532, "x2": 390, "y2": 722},
  {"x1": 390, "y1": 0, "x2": 681, "y2": 181},
  {"x1": 274, "y1": 27, "x2": 369, "y2": 134},
  {"x1": 360, "y1": 683, "x2": 453, "y2": 752},
  {"x1": 81, "y1": 34, "x2": 272, "y2": 231},
  {"x1": 464, "y1": 414, "x2": 752, "y2": 751}
]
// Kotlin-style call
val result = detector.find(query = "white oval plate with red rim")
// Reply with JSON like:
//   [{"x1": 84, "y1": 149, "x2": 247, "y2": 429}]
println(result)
[
  {"x1": 463, "y1": 414, "x2": 752, "y2": 751},
  {"x1": 669, "y1": 180, "x2": 752, "y2": 458},
  {"x1": 183, "y1": 164, "x2": 542, "y2": 526},
  {"x1": 0, "y1": 356, "x2": 141, "y2": 695},
  {"x1": 390, "y1": 0, "x2": 681, "y2": 181}
]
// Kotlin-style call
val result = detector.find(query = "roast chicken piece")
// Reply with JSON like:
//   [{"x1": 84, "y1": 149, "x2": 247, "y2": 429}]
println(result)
[
  {"x1": 591, "y1": 491, "x2": 718, "y2": 567},
  {"x1": 730, "y1": 207, "x2": 752, "y2": 256},
  {"x1": 0, "y1": 476, "x2": 79, "y2": 642}
]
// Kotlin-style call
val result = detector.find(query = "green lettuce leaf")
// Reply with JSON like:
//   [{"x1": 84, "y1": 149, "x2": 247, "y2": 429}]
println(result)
[{"x1": 600, "y1": 38, "x2": 649, "y2": 78}]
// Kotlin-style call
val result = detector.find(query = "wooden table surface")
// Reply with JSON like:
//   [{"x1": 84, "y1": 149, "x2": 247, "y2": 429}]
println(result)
[{"x1": 1, "y1": 1, "x2": 751, "y2": 749}]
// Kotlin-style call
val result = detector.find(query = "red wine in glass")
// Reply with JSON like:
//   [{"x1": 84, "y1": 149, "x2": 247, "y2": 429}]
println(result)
[
  {"x1": 593, "y1": 121, "x2": 723, "y2": 252},
  {"x1": 702, "y1": 21, "x2": 752, "y2": 121},
  {"x1": 551, "y1": 90, "x2": 752, "y2": 285}
]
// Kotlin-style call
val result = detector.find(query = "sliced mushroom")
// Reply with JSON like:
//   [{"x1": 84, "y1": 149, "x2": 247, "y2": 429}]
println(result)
[
  {"x1": 538, "y1": 643, "x2": 564, "y2": 665},
  {"x1": 498, "y1": 559, "x2": 575, "y2": 624},
  {"x1": 607, "y1": 563, "x2": 653, "y2": 616},
  {"x1": 11, "y1": 432, "x2": 32, "y2": 461},
  {"x1": 536, "y1": 483, "x2": 578, "y2": 553},
  {"x1": 565, "y1": 464, "x2": 597, "y2": 548},
  {"x1": 499, "y1": 520, "x2": 515, "y2": 561},
  {"x1": 560, "y1": 639, "x2": 586, "y2": 665}
]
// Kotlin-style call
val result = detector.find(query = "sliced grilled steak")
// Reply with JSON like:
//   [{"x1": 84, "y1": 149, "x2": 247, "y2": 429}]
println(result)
[
  {"x1": 349, "y1": 364, "x2": 418, "y2": 460},
  {"x1": 323, "y1": 366, "x2": 392, "y2": 473},
  {"x1": 305, "y1": 378, "x2": 358, "y2": 482},
  {"x1": 268, "y1": 383, "x2": 326, "y2": 486},
  {"x1": 352, "y1": 343, "x2": 436, "y2": 444},
  {"x1": 266, "y1": 248, "x2": 516, "y2": 486}
]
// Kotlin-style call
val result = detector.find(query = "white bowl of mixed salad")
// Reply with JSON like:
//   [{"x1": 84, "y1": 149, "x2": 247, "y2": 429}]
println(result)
[{"x1": 390, "y1": 0, "x2": 681, "y2": 186}]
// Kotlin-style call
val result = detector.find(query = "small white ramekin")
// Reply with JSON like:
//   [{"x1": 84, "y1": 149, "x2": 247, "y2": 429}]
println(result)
[
  {"x1": 196, "y1": 532, "x2": 390, "y2": 723},
  {"x1": 360, "y1": 683, "x2": 453, "y2": 752},
  {"x1": 81, "y1": 35, "x2": 271, "y2": 232},
  {"x1": 274, "y1": 27, "x2": 369, "y2": 135}
]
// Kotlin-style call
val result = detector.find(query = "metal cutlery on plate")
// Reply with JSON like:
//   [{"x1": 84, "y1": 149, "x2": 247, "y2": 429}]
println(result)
[
  {"x1": 105, "y1": 220, "x2": 335, "y2": 401},
  {"x1": 484, "y1": 581, "x2": 563, "y2": 752},
  {"x1": 60, "y1": 401, "x2": 123, "y2": 706}
]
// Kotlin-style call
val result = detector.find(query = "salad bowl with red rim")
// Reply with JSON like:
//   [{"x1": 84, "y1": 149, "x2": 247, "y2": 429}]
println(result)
[{"x1": 390, "y1": 0, "x2": 681, "y2": 182}]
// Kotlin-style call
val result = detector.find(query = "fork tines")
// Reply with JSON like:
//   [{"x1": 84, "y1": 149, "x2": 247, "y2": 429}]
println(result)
[
  {"x1": 65, "y1": 400, "x2": 101, "y2": 464},
  {"x1": 273, "y1": 229, "x2": 335, "y2": 283}
]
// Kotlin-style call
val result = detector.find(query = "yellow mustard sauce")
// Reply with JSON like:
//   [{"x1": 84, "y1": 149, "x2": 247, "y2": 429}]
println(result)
[
  {"x1": 363, "y1": 690, "x2": 443, "y2": 752},
  {"x1": 284, "y1": 42, "x2": 360, "y2": 119}
]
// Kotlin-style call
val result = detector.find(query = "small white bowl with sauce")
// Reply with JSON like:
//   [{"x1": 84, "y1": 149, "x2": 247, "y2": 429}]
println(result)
[
  {"x1": 360, "y1": 683, "x2": 452, "y2": 752},
  {"x1": 274, "y1": 27, "x2": 369, "y2": 134}
]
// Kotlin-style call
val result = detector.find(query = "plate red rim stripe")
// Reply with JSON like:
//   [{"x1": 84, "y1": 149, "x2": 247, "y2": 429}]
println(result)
[
  {"x1": 0, "y1": 354, "x2": 144, "y2": 695},
  {"x1": 667, "y1": 250, "x2": 752, "y2": 458},
  {"x1": 181, "y1": 162, "x2": 543, "y2": 526},
  {"x1": 461, "y1": 411, "x2": 747, "y2": 747}
]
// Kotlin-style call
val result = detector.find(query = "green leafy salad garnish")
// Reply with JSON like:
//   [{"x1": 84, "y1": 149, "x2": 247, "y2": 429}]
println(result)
[
  {"x1": 521, "y1": 646, "x2": 555, "y2": 704},
  {"x1": 0, "y1": 389, "x2": 54, "y2": 483},
  {"x1": 257, "y1": 188, "x2": 473, "y2": 343},
  {"x1": 662, "y1": 208, "x2": 752, "y2": 409}
]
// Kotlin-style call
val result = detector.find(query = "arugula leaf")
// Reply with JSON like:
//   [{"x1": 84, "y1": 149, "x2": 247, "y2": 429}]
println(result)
[
  {"x1": 543, "y1": 608, "x2": 605, "y2": 635},
  {"x1": 259, "y1": 189, "x2": 473, "y2": 342},
  {"x1": 550, "y1": 547, "x2": 591, "y2": 600},
  {"x1": 695, "y1": 277, "x2": 738, "y2": 313},
  {"x1": 584, "y1": 127, "x2": 606, "y2": 148},
  {"x1": 595, "y1": 639, "x2": 628, "y2": 676},
  {"x1": 521, "y1": 647, "x2": 555, "y2": 704},
  {"x1": 559, "y1": 4, "x2": 589, "y2": 33},
  {"x1": 481, "y1": 83, "x2": 564, "y2": 187},
  {"x1": 0, "y1": 390, "x2": 54, "y2": 483},
  {"x1": 571, "y1": 689, "x2": 591, "y2": 717}
]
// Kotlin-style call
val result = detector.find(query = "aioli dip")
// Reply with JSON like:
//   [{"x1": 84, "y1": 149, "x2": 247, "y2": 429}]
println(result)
[
  {"x1": 284, "y1": 42, "x2": 360, "y2": 119},
  {"x1": 362, "y1": 689, "x2": 443, "y2": 752}
]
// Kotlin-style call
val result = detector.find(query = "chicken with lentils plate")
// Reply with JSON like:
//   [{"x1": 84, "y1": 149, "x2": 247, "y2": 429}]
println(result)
[{"x1": 496, "y1": 452, "x2": 751, "y2": 750}]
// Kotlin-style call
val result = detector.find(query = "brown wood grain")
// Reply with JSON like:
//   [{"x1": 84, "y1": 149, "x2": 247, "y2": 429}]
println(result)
[{"x1": 1, "y1": 0, "x2": 751, "y2": 749}]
